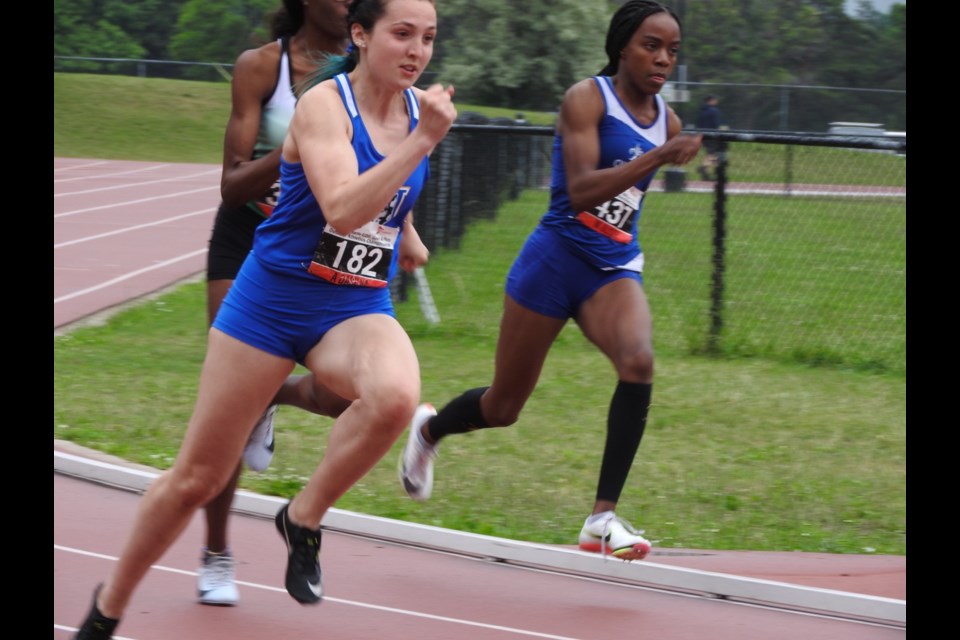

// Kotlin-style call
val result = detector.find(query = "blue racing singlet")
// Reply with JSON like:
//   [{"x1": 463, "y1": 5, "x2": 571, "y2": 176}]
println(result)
[
  {"x1": 539, "y1": 76, "x2": 669, "y2": 272},
  {"x1": 251, "y1": 73, "x2": 428, "y2": 288}
]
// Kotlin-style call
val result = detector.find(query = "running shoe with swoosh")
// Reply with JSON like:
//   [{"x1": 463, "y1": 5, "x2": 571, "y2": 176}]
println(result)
[
  {"x1": 74, "y1": 584, "x2": 119, "y2": 639},
  {"x1": 197, "y1": 548, "x2": 239, "y2": 605},
  {"x1": 244, "y1": 405, "x2": 278, "y2": 472},
  {"x1": 578, "y1": 512, "x2": 652, "y2": 561},
  {"x1": 398, "y1": 403, "x2": 438, "y2": 501},
  {"x1": 275, "y1": 503, "x2": 323, "y2": 604}
]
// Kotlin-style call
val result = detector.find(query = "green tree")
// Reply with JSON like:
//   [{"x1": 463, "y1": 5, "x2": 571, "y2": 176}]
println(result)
[
  {"x1": 169, "y1": 0, "x2": 277, "y2": 66},
  {"x1": 679, "y1": 0, "x2": 905, "y2": 130},
  {"x1": 436, "y1": 0, "x2": 612, "y2": 111},
  {"x1": 882, "y1": 3, "x2": 906, "y2": 94},
  {"x1": 54, "y1": 0, "x2": 146, "y2": 60},
  {"x1": 101, "y1": 0, "x2": 189, "y2": 60}
]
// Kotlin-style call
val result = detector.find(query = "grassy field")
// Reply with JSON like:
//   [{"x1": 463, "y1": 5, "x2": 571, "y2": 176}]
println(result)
[
  {"x1": 53, "y1": 73, "x2": 906, "y2": 186},
  {"x1": 53, "y1": 72, "x2": 906, "y2": 555},
  {"x1": 53, "y1": 73, "x2": 559, "y2": 163}
]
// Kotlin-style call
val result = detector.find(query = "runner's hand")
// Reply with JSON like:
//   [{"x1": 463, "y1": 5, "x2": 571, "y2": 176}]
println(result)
[
  {"x1": 417, "y1": 84, "x2": 457, "y2": 149},
  {"x1": 656, "y1": 133, "x2": 703, "y2": 166}
]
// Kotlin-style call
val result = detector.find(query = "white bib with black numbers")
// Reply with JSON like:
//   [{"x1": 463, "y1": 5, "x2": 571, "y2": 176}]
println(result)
[
  {"x1": 307, "y1": 220, "x2": 397, "y2": 288},
  {"x1": 576, "y1": 186, "x2": 643, "y2": 244}
]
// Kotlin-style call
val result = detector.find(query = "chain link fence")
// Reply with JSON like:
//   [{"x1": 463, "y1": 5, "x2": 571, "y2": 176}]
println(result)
[
  {"x1": 53, "y1": 59, "x2": 905, "y2": 374},
  {"x1": 54, "y1": 56, "x2": 235, "y2": 82},
  {"x1": 397, "y1": 121, "x2": 906, "y2": 376},
  {"x1": 54, "y1": 57, "x2": 904, "y2": 133}
]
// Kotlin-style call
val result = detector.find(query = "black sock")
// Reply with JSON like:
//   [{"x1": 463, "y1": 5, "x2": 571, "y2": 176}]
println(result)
[
  {"x1": 427, "y1": 387, "x2": 490, "y2": 442},
  {"x1": 595, "y1": 381, "x2": 652, "y2": 504}
]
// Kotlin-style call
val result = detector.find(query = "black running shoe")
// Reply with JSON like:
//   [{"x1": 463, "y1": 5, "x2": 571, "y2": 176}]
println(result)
[
  {"x1": 275, "y1": 503, "x2": 323, "y2": 604},
  {"x1": 74, "y1": 584, "x2": 119, "y2": 639}
]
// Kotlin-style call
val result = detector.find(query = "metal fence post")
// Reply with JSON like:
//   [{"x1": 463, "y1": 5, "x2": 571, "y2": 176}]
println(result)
[{"x1": 708, "y1": 152, "x2": 729, "y2": 354}]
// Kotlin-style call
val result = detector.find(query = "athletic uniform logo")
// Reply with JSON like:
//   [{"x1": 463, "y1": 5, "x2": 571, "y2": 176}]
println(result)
[
  {"x1": 306, "y1": 187, "x2": 410, "y2": 287},
  {"x1": 376, "y1": 187, "x2": 411, "y2": 225},
  {"x1": 621, "y1": 144, "x2": 646, "y2": 163}
]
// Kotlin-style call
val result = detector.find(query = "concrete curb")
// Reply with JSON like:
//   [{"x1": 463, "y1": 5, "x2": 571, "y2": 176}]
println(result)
[{"x1": 54, "y1": 446, "x2": 904, "y2": 626}]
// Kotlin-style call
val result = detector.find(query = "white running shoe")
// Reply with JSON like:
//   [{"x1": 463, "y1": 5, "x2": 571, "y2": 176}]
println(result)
[
  {"x1": 398, "y1": 403, "x2": 438, "y2": 501},
  {"x1": 243, "y1": 405, "x2": 278, "y2": 472},
  {"x1": 197, "y1": 549, "x2": 240, "y2": 606},
  {"x1": 578, "y1": 512, "x2": 652, "y2": 561}
]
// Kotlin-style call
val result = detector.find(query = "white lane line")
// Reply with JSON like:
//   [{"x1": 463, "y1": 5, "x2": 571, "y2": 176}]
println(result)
[
  {"x1": 53, "y1": 159, "x2": 111, "y2": 174},
  {"x1": 54, "y1": 186, "x2": 219, "y2": 219},
  {"x1": 54, "y1": 544, "x2": 582, "y2": 640},
  {"x1": 53, "y1": 624, "x2": 137, "y2": 640},
  {"x1": 54, "y1": 208, "x2": 212, "y2": 249},
  {"x1": 53, "y1": 249, "x2": 207, "y2": 304},
  {"x1": 54, "y1": 163, "x2": 171, "y2": 185},
  {"x1": 54, "y1": 167, "x2": 220, "y2": 196}
]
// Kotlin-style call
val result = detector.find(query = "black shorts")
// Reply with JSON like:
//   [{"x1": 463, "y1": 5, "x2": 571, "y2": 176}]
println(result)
[{"x1": 206, "y1": 202, "x2": 266, "y2": 281}]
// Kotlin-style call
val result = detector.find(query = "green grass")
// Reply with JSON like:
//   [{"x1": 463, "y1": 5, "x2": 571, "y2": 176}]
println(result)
[
  {"x1": 53, "y1": 72, "x2": 906, "y2": 556},
  {"x1": 637, "y1": 191, "x2": 906, "y2": 373},
  {"x1": 53, "y1": 73, "x2": 558, "y2": 163},
  {"x1": 54, "y1": 74, "x2": 232, "y2": 163},
  {"x1": 723, "y1": 142, "x2": 905, "y2": 186},
  {"x1": 54, "y1": 72, "x2": 906, "y2": 186}
]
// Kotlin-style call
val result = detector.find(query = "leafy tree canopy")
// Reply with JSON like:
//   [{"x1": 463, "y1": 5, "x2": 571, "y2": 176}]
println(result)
[
  {"x1": 54, "y1": 0, "x2": 147, "y2": 59},
  {"x1": 53, "y1": 0, "x2": 905, "y2": 129},
  {"x1": 168, "y1": 0, "x2": 278, "y2": 63},
  {"x1": 435, "y1": 0, "x2": 611, "y2": 111}
]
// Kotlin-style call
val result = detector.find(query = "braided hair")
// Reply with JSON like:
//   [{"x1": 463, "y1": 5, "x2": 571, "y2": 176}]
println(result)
[
  {"x1": 270, "y1": 0, "x2": 306, "y2": 40},
  {"x1": 599, "y1": 1, "x2": 681, "y2": 76}
]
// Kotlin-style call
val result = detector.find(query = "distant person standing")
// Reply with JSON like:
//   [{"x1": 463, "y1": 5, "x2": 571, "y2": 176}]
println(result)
[{"x1": 695, "y1": 95, "x2": 722, "y2": 180}]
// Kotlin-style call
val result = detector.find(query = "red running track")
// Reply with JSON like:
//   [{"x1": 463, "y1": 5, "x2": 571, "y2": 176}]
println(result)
[
  {"x1": 54, "y1": 158, "x2": 905, "y2": 639},
  {"x1": 54, "y1": 158, "x2": 221, "y2": 329},
  {"x1": 54, "y1": 468, "x2": 904, "y2": 640}
]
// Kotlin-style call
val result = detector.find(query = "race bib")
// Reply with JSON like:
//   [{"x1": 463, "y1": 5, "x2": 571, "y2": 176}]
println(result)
[
  {"x1": 306, "y1": 220, "x2": 397, "y2": 288},
  {"x1": 247, "y1": 178, "x2": 281, "y2": 218},
  {"x1": 576, "y1": 186, "x2": 642, "y2": 244}
]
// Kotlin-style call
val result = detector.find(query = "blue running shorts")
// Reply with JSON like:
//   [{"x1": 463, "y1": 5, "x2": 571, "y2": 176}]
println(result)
[
  {"x1": 505, "y1": 226, "x2": 643, "y2": 319},
  {"x1": 213, "y1": 254, "x2": 395, "y2": 364}
]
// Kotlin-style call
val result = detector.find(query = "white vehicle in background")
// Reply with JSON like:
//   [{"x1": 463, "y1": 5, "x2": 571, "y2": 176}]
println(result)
[
  {"x1": 827, "y1": 122, "x2": 887, "y2": 136},
  {"x1": 827, "y1": 122, "x2": 905, "y2": 156}
]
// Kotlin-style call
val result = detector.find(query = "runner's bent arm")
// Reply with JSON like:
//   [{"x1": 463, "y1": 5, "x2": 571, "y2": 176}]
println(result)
[
  {"x1": 288, "y1": 83, "x2": 455, "y2": 234},
  {"x1": 220, "y1": 44, "x2": 286, "y2": 207},
  {"x1": 561, "y1": 80, "x2": 700, "y2": 212}
]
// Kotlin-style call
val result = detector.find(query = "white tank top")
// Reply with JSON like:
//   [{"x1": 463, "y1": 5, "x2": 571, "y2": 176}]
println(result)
[{"x1": 252, "y1": 38, "x2": 297, "y2": 159}]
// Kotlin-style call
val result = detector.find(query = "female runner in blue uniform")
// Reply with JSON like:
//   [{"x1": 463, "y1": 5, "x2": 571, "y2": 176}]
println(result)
[
  {"x1": 75, "y1": 0, "x2": 454, "y2": 636},
  {"x1": 399, "y1": 0, "x2": 702, "y2": 562},
  {"x1": 197, "y1": 0, "x2": 352, "y2": 608}
]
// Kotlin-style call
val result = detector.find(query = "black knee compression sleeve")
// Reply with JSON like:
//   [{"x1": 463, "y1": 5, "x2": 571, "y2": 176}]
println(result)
[
  {"x1": 427, "y1": 386, "x2": 490, "y2": 441},
  {"x1": 596, "y1": 381, "x2": 652, "y2": 504}
]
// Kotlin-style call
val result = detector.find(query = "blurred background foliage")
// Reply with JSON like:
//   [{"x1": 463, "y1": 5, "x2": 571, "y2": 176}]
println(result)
[{"x1": 54, "y1": 0, "x2": 905, "y2": 129}]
